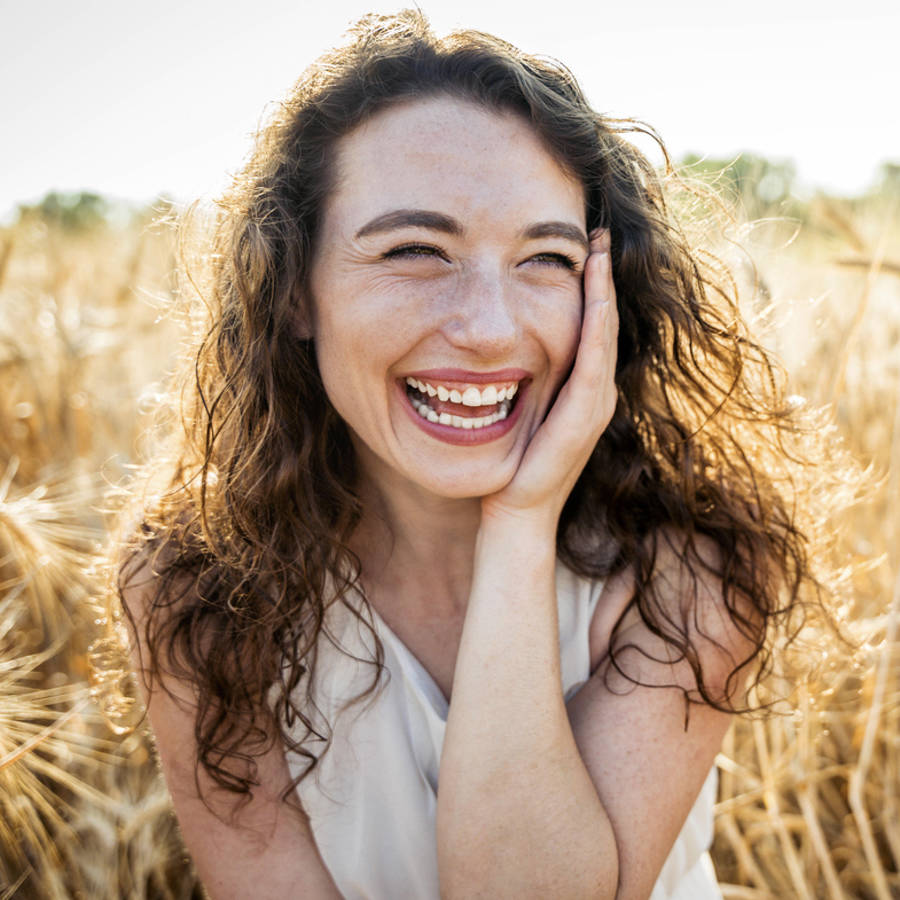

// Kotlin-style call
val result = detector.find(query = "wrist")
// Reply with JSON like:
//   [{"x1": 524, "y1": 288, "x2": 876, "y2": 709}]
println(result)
[
  {"x1": 476, "y1": 505, "x2": 558, "y2": 563},
  {"x1": 480, "y1": 496, "x2": 559, "y2": 536}
]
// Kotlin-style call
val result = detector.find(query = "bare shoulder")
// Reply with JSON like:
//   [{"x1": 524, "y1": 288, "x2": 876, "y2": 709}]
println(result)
[
  {"x1": 588, "y1": 527, "x2": 761, "y2": 704},
  {"x1": 116, "y1": 545, "x2": 341, "y2": 898},
  {"x1": 117, "y1": 540, "x2": 188, "y2": 697},
  {"x1": 571, "y1": 528, "x2": 762, "y2": 897}
]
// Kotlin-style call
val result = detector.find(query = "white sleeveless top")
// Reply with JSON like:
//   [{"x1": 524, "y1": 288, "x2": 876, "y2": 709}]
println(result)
[{"x1": 282, "y1": 563, "x2": 722, "y2": 899}]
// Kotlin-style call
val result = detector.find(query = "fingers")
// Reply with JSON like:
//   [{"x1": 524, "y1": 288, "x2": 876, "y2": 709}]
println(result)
[
  {"x1": 528, "y1": 229, "x2": 617, "y2": 466},
  {"x1": 483, "y1": 229, "x2": 618, "y2": 518},
  {"x1": 585, "y1": 227, "x2": 614, "y2": 308},
  {"x1": 567, "y1": 229, "x2": 618, "y2": 427},
  {"x1": 589, "y1": 226, "x2": 611, "y2": 258}
]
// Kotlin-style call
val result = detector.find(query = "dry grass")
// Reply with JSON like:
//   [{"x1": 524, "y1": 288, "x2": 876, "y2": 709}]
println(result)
[
  {"x1": 0, "y1": 216, "x2": 200, "y2": 898},
  {"x1": 706, "y1": 195, "x2": 900, "y2": 899},
  {"x1": 0, "y1": 190, "x2": 897, "y2": 898}
]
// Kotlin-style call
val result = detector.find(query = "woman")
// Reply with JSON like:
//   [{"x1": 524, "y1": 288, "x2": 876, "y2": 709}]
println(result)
[{"x1": 116, "y1": 11, "x2": 829, "y2": 899}]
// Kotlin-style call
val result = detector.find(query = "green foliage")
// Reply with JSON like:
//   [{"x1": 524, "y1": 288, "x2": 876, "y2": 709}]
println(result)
[
  {"x1": 678, "y1": 152, "x2": 799, "y2": 219},
  {"x1": 872, "y1": 161, "x2": 900, "y2": 199},
  {"x1": 18, "y1": 192, "x2": 110, "y2": 230}
]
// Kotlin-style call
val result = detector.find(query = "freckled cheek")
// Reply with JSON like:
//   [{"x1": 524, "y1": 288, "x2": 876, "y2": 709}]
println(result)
[
  {"x1": 312, "y1": 291, "x2": 426, "y2": 403},
  {"x1": 525, "y1": 290, "x2": 584, "y2": 370},
  {"x1": 563, "y1": 304, "x2": 584, "y2": 360}
]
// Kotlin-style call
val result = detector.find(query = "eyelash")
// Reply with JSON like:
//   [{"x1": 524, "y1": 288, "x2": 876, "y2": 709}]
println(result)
[
  {"x1": 382, "y1": 243, "x2": 445, "y2": 260},
  {"x1": 382, "y1": 244, "x2": 579, "y2": 270},
  {"x1": 528, "y1": 252, "x2": 579, "y2": 270}
]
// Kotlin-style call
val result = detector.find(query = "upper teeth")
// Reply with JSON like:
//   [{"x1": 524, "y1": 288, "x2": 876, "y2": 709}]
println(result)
[{"x1": 406, "y1": 377, "x2": 519, "y2": 406}]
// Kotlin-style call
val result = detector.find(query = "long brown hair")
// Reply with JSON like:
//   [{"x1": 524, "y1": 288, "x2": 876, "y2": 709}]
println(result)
[{"x1": 109, "y1": 10, "x2": 854, "y2": 800}]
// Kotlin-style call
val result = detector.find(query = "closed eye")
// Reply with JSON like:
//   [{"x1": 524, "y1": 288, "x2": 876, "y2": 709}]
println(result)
[
  {"x1": 526, "y1": 252, "x2": 580, "y2": 270},
  {"x1": 382, "y1": 243, "x2": 447, "y2": 261}
]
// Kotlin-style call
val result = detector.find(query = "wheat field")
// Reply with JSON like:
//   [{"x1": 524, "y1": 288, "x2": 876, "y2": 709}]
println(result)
[{"x1": 0, "y1": 182, "x2": 897, "y2": 898}]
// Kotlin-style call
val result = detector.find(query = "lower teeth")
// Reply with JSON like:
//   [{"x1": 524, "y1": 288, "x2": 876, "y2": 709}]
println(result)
[{"x1": 411, "y1": 397, "x2": 510, "y2": 429}]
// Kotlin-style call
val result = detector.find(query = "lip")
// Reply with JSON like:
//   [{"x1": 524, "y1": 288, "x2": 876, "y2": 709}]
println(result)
[
  {"x1": 396, "y1": 376, "x2": 529, "y2": 446},
  {"x1": 403, "y1": 367, "x2": 530, "y2": 388}
]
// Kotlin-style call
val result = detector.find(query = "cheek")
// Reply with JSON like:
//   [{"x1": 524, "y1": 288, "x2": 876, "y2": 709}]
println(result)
[
  {"x1": 527, "y1": 287, "x2": 584, "y2": 371},
  {"x1": 562, "y1": 302, "x2": 584, "y2": 360},
  {"x1": 314, "y1": 269, "x2": 429, "y2": 345},
  {"x1": 309, "y1": 306, "x2": 373, "y2": 421},
  {"x1": 311, "y1": 288, "x2": 420, "y2": 417}
]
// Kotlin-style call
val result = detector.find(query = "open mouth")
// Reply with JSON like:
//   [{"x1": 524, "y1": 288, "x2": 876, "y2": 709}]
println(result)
[{"x1": 404, "y1": 376, "x2": 521, "y2": 431}]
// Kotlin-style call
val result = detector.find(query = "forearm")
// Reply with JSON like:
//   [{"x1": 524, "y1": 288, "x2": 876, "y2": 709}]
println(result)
[{"x1": 436, "y1": 516, "x2": 618, "y2": 898}]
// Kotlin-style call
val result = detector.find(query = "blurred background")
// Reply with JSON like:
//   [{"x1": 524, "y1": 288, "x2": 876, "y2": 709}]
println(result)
[{"x1": 1, "y1": 1, "x2": 898, "y2": 897}]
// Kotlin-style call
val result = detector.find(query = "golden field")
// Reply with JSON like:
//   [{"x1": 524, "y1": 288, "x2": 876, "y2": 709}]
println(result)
[{"x1": 0, "y1": 177, "x2": 898, "y2": 899}]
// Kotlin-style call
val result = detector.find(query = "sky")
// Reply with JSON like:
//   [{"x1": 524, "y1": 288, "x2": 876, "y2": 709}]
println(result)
[{"x1": 2, "y1": 0, "x2": 897, "y2": 221}]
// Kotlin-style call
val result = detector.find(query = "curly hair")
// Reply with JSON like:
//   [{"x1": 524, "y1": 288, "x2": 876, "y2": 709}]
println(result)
[{"x1": 110, "y1": 9, "x2": 853, "y2": 802}]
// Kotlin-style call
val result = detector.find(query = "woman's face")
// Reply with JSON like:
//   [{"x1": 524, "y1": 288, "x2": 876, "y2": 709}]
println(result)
[{"x1": 309, "y1": 95, "x2": 588, "y2": 502}]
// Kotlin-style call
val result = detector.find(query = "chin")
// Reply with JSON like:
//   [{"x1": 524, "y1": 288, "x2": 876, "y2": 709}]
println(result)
[{"x1": 417, "y1": 466, "x2": 516, "y2": 501}]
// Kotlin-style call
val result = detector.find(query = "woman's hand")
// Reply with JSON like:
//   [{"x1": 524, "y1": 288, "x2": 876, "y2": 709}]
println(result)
[
  {"x1": 443, "y1": 232, "x2": 621, "y2": 898},
  {"x1": 481, "y1": 229, "x2": 619, "y2": 529}
]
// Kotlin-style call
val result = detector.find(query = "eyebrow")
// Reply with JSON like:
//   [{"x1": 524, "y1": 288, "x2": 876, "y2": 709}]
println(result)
[
  {"x1": 354, "y1": 208, "x2": 589, "y2": 252},
  {"x1": 355, "y1": 209, "x2": 462, "y2": 240},
  {"x1": 522, "y1": 221, "x2": 589, "y2": 253}
]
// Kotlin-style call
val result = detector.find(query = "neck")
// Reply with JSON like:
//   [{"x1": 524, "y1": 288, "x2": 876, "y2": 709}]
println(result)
[{"x1": 351, "y1": 474, "x2": 484, "y2": 616}]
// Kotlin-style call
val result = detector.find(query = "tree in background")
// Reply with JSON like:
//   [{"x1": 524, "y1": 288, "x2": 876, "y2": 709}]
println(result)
[{"x1": 679, "y1": 152, "x2": 799, "y2": 219}]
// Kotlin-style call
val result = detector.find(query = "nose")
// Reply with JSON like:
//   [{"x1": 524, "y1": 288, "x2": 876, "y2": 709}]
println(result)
[{"x1": 442, "y1": 264, "x2": 520, "y2": 359}]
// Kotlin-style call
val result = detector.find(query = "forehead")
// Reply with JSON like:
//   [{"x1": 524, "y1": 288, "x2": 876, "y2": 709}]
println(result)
[{"x1": 322, "y1": 95, "x2": 585, "y2": 231}]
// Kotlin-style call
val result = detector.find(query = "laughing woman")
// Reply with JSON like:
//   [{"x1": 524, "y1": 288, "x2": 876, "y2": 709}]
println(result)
[{"x1": 114, "y1": 11, "x2": 836, "y2": 899}]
